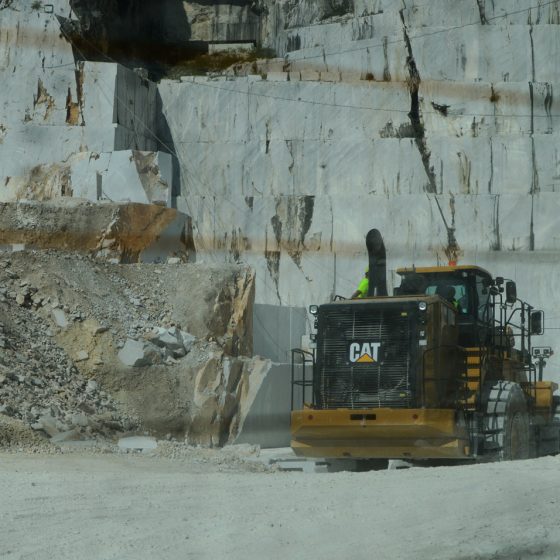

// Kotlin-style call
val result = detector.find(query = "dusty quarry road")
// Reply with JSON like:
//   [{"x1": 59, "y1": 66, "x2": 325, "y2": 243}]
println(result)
[{"x1": 1, "y1": 451, "x2": 560, "y2": 560}]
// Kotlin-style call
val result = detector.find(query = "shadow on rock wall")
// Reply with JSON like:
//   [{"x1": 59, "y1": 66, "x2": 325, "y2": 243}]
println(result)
[{"x1": 64, "y1": 0, "x2": 195, "y2": 79}]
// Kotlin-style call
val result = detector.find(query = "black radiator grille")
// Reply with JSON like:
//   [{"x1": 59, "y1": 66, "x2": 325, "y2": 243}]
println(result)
[{"x1": 315, "y1": 303, "x2": 417, "y2": 409}]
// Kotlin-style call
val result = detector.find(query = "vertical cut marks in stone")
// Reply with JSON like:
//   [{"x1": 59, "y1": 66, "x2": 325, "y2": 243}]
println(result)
[
  {"x1": 75, "y1": 62, "x2": 85, "y2": 126},
  {"x1": 265, "y1": 195, "x2": 315, "y2": 299},
  {"x1": 531, "y1": 136, "x2": 539, "y2": 195},
  {"x1": 491, "y1": 195, "x2": 501, "y2": 251},
  {"x1": 298, "y1": 195, "x2": 314, "y2": 245},
  {"x1": 533, "y1": 82, "x2": 555, "y2": 134},
  {"x1": 286, "y1": 33, "x2": 301, "y2": 53},
  {"x1": 286, "y1": 195, "x2": 315, "y2": 268},
  {"x1": 265, "y1": 219, "x2": 282, "y2": 304},
  {"x1": 443, "y1": 194, "x2": 460, "y2": 263},
  {"x1": 545, "y1": 83, "x2": 553, "y2": 133},
  {"x1": 271, "y1": 212, "x2": 282, "y2": 246},
  {"x1": 264, "y1": 248, "x2": 281, "y2": 304},
  {"x1": 265, "y1": 248, "x2": 281, "y2": 281},
  {"x1": 476, "y1": 0, "x2": 488, "y2": 24},
  {"x1": 457, "y1": 152, "x2": 472, "y2": 194},
  {"x1": 228, "y1": 228, "x2": 251, "y2": 263},
  {"x1": 530, "y1": 194, "x2": 535, "y2": 251},
  {"x1": 382, "y1": 36, "x2": 391, "y2": 82},
  {"x1": 33, "y1": 79, "x2": 55, "y2": 121},
  {"x1": 60, "y1": 167, "x2": 73, "y2": 197},
  {"x1": 488, "y1": 140, "x2": 494, "y2": 193}
]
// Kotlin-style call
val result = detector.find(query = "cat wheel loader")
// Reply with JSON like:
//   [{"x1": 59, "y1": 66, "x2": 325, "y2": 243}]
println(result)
[{"x1": 290, "y1": 230, "x2": 560, "y2": 462}]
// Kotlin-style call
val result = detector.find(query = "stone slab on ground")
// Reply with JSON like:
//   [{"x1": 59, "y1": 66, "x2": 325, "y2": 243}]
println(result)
[{"x1": 117, "y1": 436, "x2": 158, "y2": 452}]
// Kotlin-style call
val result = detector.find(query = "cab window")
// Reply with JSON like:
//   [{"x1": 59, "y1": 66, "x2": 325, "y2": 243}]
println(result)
[{"x1": 425, "y1": 282, "x2": 468, "y2": 314}]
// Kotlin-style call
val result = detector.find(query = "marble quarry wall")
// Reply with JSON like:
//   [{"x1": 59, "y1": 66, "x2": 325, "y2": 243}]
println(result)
[
  {"x1": 156, "y1": 1, "x2": 560, "y2": 380},
  {"x1": 3, "y1": 0, "x2": 560, "y2": 374},
  {"x1": 1, "y1": 6, "x2": 159, "y2": 169},
  {"x1": 0, "y1": 0, "x2": 185, "y2": 260}
]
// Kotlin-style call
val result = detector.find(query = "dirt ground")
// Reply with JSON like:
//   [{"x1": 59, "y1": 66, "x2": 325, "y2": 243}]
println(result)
[{"x1": 2, "y1": 450, "x2": 560, "y2": 560}]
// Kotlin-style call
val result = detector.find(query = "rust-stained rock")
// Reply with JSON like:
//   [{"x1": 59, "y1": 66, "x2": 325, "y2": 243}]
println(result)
[
  {"x1": 1, "y1": 150, "x2": 172, "y2": 206},
  {"x1": 33, "y1": 79, "x2": 56, "y2": 122},
  {"x1": 188, "y1": 352, "x2": 270, "y2": 447},
  {"x1": 169, "y1": 265, "x2": 255, "y2": 357},
  {"x1": 5, "y1": 163, "x2": 74, "y2": 201},
  {"x1": 194, "y1": 355, "x2": 223, "y2": 406},
  {"x1": 188, "y1": 394, "x2": 220, "y2": 446},
  {"x1": 0, "y1": 200, "x2": 191, "y2": 263},
  {"x1": 65, "y1": 87, "x2": 80, "y2": 126}
]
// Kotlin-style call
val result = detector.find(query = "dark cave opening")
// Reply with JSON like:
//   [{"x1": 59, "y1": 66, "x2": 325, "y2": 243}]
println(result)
[{"x1": 60, "y1": 0, "x2": 260, "y2": 80}]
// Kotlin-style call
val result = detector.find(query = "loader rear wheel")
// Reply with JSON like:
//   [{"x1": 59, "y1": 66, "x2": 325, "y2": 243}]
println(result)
[{"x1": 483, "y1": 381, "x2": 530, "y2": 461}]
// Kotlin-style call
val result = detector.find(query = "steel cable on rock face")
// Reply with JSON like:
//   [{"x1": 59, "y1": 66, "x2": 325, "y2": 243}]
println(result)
[
  {"x1": 283, "y1": 0, "x2": 560, "y2": 63},
  {"x1": 45, "y1": 3, "x2": 560, "y2": 120},
  {"x1": 158, "y1": 78, "x2": 560, "y2": 120}
]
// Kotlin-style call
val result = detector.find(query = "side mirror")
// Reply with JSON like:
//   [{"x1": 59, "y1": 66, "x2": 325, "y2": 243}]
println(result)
[
  {"x1": 531, "y1": 310, "x2": 544, "y2": 335},
  {"x1": 505, "y1": 281, "x2": 517, "y2": 304}
]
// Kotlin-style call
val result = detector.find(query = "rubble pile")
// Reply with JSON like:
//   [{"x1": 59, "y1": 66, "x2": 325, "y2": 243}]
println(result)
[
  {"x1": 0, "y1": 263, "x2": 136, "y2": 443},
  {"x1": 151, "y1": 441, "x2": 272, "y2": 473},
  {"x1": 118, "y1": 327, "x2": 196, "y2": 367},
  {"x1": 0, "y1": 249, "x2": 261, "y2": 448}
]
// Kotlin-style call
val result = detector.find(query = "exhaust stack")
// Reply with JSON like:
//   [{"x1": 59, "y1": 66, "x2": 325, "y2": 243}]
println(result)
[{"x1": 365, "y1": 229, "x2": 387, "y2": 296}]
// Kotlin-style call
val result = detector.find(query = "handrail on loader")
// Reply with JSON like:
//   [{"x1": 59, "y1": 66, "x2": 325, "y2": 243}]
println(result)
[{"x1": 291, "y1": 348, "x2": 315, "y2": 411}]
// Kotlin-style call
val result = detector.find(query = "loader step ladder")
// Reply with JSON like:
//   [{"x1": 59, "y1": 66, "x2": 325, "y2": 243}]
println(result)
[
  {"x1": 463, "y1": 348, "x2": 482, "y2": 410},
  {"x1": 291, "y1": 348, "x2": 315, "y2": 411}
]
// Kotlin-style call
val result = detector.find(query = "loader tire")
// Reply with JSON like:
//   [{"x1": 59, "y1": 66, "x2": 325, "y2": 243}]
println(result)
[{"x1": 483, "y1": 381, "x2": 530, "y2": 461}]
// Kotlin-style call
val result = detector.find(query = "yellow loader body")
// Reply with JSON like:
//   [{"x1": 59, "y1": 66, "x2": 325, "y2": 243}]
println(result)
[{"x1": 291, "y1": 408, "x2": 470, "y2": 460}]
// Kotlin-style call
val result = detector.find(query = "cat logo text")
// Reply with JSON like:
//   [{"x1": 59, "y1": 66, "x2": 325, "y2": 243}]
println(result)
[{"x1": 349, "y1": 342, "x2": 381, "y2": 363}]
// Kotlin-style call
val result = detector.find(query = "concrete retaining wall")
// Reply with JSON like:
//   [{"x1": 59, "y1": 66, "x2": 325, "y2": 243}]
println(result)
[
  {"x1": 253, "y1": 304, "x2": 308, "y2": 363},
  {"x1": 234, "y1": 362, "x2": 311, "y2": 448}
]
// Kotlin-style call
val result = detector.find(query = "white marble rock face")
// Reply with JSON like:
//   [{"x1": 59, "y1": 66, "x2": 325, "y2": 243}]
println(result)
[
  {"x1": 161, "y1": 0, "x2": 560, "y2": 377},
  {"x1": 0, "y1": 1, "x2": 158, "y2": 197},
  {"x1": 4, "y1": 0, "x2": 560, "y2": 374}
]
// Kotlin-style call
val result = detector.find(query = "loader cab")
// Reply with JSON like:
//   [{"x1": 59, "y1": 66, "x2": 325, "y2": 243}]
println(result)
[{"x1": 396, "y1": 266, "x2": 494, "y2": 347}]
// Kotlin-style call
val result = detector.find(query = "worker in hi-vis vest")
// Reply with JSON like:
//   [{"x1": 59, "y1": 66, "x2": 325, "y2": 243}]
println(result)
[{"x1": 351, "y1": 267, "x2": 369, "y2": 299}]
